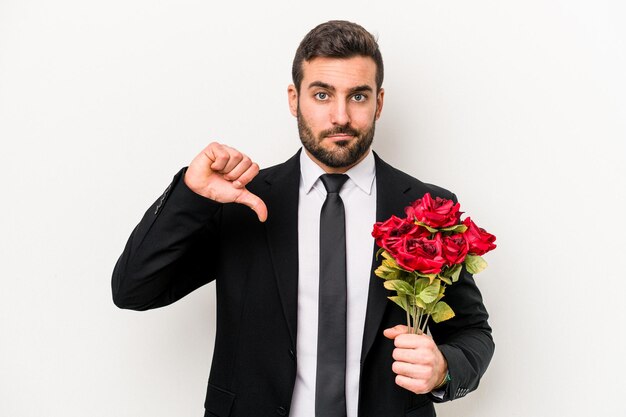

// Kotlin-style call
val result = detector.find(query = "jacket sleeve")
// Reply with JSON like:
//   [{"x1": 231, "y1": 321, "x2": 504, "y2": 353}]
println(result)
[
  {"x1": 111, "y1": 168, "x2": 222, "y2": 311},
  {"x1": 428, "y1": 267, "x2": 495, "y2": 402}
]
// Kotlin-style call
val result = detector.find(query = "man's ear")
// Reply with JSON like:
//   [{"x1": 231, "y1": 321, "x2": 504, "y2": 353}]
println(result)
[
  {"x1": 375, "y1": 88, "x2": 385, "y2": 120},
  {"x1": 288, "y1": 84, "x2": 298, "y2": 117}
]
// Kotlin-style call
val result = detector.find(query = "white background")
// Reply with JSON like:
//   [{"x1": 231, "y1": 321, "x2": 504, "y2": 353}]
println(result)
[{"x1": 1, "y1": 1, "x2": 625, "y2": 416}]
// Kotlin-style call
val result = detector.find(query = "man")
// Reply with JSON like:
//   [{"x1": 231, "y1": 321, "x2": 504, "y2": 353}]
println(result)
[{"x1": 112, "y1": 20, "x2": 493, "y2": 417}]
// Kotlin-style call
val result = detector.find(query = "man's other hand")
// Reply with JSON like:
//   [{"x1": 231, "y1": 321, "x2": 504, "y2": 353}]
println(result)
[
  {"x1": 184, "y1": 142, "x2": 268, "y2": 222},
  {"x1": 383, "y1": 325, "x2": 448, "y2": 394}
]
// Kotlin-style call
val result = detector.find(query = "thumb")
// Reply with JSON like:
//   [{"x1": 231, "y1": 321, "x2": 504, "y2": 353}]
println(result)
[
  {"x1": 235, "y1": 189, "x2": 268, "y2": 222},
  {"x1": 383, "y1": 324, "x2": 409, "y2": 340}
]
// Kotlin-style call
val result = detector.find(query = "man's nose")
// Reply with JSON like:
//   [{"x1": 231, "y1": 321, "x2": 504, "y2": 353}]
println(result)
[{"x1": 330, "y1": 101, "x2": 350, "y2": 126}]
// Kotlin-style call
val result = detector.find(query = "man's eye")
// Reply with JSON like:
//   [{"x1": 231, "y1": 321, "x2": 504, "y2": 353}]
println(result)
[
  {"x1": 352, "y1": 94, "x2": 366, "y2": 102},
  {"x1": 315, "y1": 92, "x2": 328, "y2": 100}
]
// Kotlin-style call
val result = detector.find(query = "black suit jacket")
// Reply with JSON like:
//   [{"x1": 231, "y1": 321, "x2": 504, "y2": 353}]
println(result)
[{"x1": 112, "y1": 151, "x2": 494, "y2": 417}]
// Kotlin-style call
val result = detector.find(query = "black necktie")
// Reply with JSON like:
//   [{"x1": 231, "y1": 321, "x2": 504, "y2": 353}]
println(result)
[{"x1": 316, "y1": 173, "x2": 349, "y2": 417}]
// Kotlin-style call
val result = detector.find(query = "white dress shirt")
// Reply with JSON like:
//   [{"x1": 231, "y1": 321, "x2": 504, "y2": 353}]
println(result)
[{"x1": 290, "y1": 149, "x2": 377, "y2": 417}]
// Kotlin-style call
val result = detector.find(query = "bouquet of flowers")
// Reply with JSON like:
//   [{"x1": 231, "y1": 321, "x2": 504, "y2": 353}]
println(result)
[{"x1": 372, "y1": 193, "x2": 496, "y2": 334}]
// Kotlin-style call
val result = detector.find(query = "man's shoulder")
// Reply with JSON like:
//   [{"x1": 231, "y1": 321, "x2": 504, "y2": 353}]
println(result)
[
  {"x1": 261, "y1": 153, "x2": 300, "y2": 175},
  {"x1": 374, "y1": 152, "x2": 457, "y2": 202},
  {"x1": 256, "y1": 151, "x2": 300, "y2": 179}
]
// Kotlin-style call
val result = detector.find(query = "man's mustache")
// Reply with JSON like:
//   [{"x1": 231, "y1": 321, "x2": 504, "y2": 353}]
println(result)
[{"x1": 321, "y1": 125, "x2": 359, "y2": 138}]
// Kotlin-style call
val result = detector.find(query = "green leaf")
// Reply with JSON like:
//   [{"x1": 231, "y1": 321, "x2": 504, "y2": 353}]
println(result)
[
  {"x1": 443, "y1": 264, "x2": 462, "y2": 283},
  {"x1": 414, "y1": 271, "x2": 438, "y2": 282},
  {"x1": 388, "y1": 295, "x2": 409, "y2": 312},
  {"x1": 417, "y1": 279, "x2": 441, "y2": 304},
  {"x1": 431, "y1": 301, "x2": 455, "y2": 323},
  {"x1": 375, "y1": 258, "x2": 412, "y2": 280},
  {"x1": 414, "y1": 277, "x2": 430, "y2": 294},
  {"x1": 383, "y1": 279, "x2": 414, "y2": 295},
  {"x1": 375, "y1": 266, "x2": 391, "y2": 279},
  {"x1": 465, "y1": 255, "x2": 488, "y2": 275},
  {"x1": 379, "y1": 253, "x2": 412, "y2": 273},
  {"x1": 440, "y1": 224, "x2": 468, "y2": 233},
  {"x1": 415, "y1": 221, "x2": 440, "y2": 233},
  {"x1": 413, "y1": 297, "x2": 426, "y2": 309},
  {"x1": 382, "y1": 258, "x2": 399, "y2": 269},
  {"x1": 439, "y1": 275, "x2": 452, "y2": 285},
  {"x1": 374, "y1": 264, "x2": 393, "y2": 277}
]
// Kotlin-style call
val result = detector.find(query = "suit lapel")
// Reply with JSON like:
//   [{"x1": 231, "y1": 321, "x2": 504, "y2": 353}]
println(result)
[
  {"x1": 263, "y1": 152, "x2": 301, "y2": 348},
  {"x1": 360, "y1": 153, "x2": 417, "y2": 362}
]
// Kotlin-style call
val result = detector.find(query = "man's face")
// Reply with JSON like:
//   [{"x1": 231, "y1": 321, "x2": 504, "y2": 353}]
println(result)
[{"x1": 288, "y1": 56, "x2": 384, "y2": 173}]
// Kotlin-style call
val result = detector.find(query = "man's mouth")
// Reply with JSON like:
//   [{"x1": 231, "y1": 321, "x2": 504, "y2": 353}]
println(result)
[{"x1": 326, "y1": 133, "x2": 354, "y2": 140}]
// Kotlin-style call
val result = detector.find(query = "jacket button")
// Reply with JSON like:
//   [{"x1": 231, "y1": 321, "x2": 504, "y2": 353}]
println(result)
[{"x1": 276, "y1": 406, "x2": 287, "y2": 416}]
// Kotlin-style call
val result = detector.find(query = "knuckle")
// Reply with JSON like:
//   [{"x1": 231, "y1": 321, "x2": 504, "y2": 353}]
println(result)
[
  {"x1": 241, "y1": 169, "x2": 255, "y2": 182},
  {"x1": 391, "y1": 348, "x2": 406, "y2": 361},
  {"x1": 394, "y1": 336, "x2": 403, "y2": 347},
  {"x1": 392, "y1": 348, "x2": 401, "y2": 360}
]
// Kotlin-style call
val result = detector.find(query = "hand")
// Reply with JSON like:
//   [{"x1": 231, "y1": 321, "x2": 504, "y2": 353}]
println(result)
[
  {"x1": 383, "y1": 325, "x2": 448, "y2": 394},
  {"x1": 184, "y1": 142, "x2": 268, "y2": 222}
]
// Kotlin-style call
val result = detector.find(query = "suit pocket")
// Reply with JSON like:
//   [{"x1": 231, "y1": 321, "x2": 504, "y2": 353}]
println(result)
[{"x1": 204, "y1": 382, "x2": 235, "y2": 417}]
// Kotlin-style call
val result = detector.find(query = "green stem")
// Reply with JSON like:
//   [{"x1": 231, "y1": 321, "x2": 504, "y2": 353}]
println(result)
[
  {"x1": 405, "y1": 294, "x2": 412, "y2": 333},
  {"x1": 412, "y1": 301, "x2": 418, "y2": 334},
  {"x1": 417, "y1": 307, "x2": 424, "y2": 335},
  {"x1": 421, "y1": 314, "x2": 430, "y2": 334}
]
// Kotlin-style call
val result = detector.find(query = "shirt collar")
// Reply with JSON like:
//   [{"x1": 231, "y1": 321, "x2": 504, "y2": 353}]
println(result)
[{"x1": 299, "y1": 147, "x2": 376, "y2": 195}]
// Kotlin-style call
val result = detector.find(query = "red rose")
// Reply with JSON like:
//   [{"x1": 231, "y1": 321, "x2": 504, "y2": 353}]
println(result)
[
  {"x1": 405, "y1": 193, "x2": 461, "y2": 229},
  {"x1": 372, "y1": 215, "x2": 429, "y2": 252},
  {"x1": 372, "y1": 215, "x2": 412, "y2": 248},
  {"x1": 441, "y1": 233, "x2": 470, "y2": 265},
  {"x1": 394, "y1": 235, "x2": 445, "y2": 275},
  {"x1": 463, "y1": 217, "x2": 497, "y2": 256}
]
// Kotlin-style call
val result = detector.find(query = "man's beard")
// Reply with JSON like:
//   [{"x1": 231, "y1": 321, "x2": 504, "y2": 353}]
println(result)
[{"x1": 297, "y1": 107, "x2": 375, "y2": 168}]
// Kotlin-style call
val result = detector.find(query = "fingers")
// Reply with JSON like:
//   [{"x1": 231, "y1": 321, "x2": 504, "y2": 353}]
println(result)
[
  {"x1": 383, "y1": 324, "x2": 409, "y2": 340},
  {"x1": 393, "y1": 332, "x2": 433, "y2": 349},
  {"x1": 211, "y1": 148, "x2": 243, "y2": 173},
  {"x1": 203, "y1": 142, "x2": 259, "y2": 186},
  {"x1": 229, "y1": 161, "x2": 260, "y2": 188},
  {"x1": 395, "y1": 374, "x2": 431, "y2": 395},
  {"x1": 203, "y1": 142, "x2": 234, "y2": 172},
  {"x1": 205, "y1": 142, "x2": 245, "y2": 174},
  {"x1": 384, "y1": 327, "x2": 447, "y2": 394},
  {"x1": 391, "y1": 345, "x2": 438, "y2": 394},
  {"x1": 187, "y1": 142, "x2": 267, "y2": 222},
  {"x1": 235, "y1": 189, "x2": 268, "y2": 222},
  {"x1": 393, "y1": 344, "x2": 429, "y2": 363},
  {"x1": 392, "y1": 360, "x2": 431, "y2": 380}
]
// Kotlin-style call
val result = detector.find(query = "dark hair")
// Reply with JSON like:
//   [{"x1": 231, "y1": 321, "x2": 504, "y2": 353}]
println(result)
[{"x1": 292, "y1": 20, "x2": 384, "y2": 92}]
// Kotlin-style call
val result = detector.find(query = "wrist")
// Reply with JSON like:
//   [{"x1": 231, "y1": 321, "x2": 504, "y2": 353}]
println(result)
[{"x1": 433, "y1": 370, "x2": 451, "y2": 390}]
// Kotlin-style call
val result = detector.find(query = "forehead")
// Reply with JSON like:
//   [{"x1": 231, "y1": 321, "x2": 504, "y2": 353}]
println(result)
[{"x1": 301, "y1": 56, "x2": 377, "y2": 90}]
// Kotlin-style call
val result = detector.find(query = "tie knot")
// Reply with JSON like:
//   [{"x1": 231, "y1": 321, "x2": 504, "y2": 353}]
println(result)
[{"x1": 320, "y1": 174, "x2": 349, "y2": 194}]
